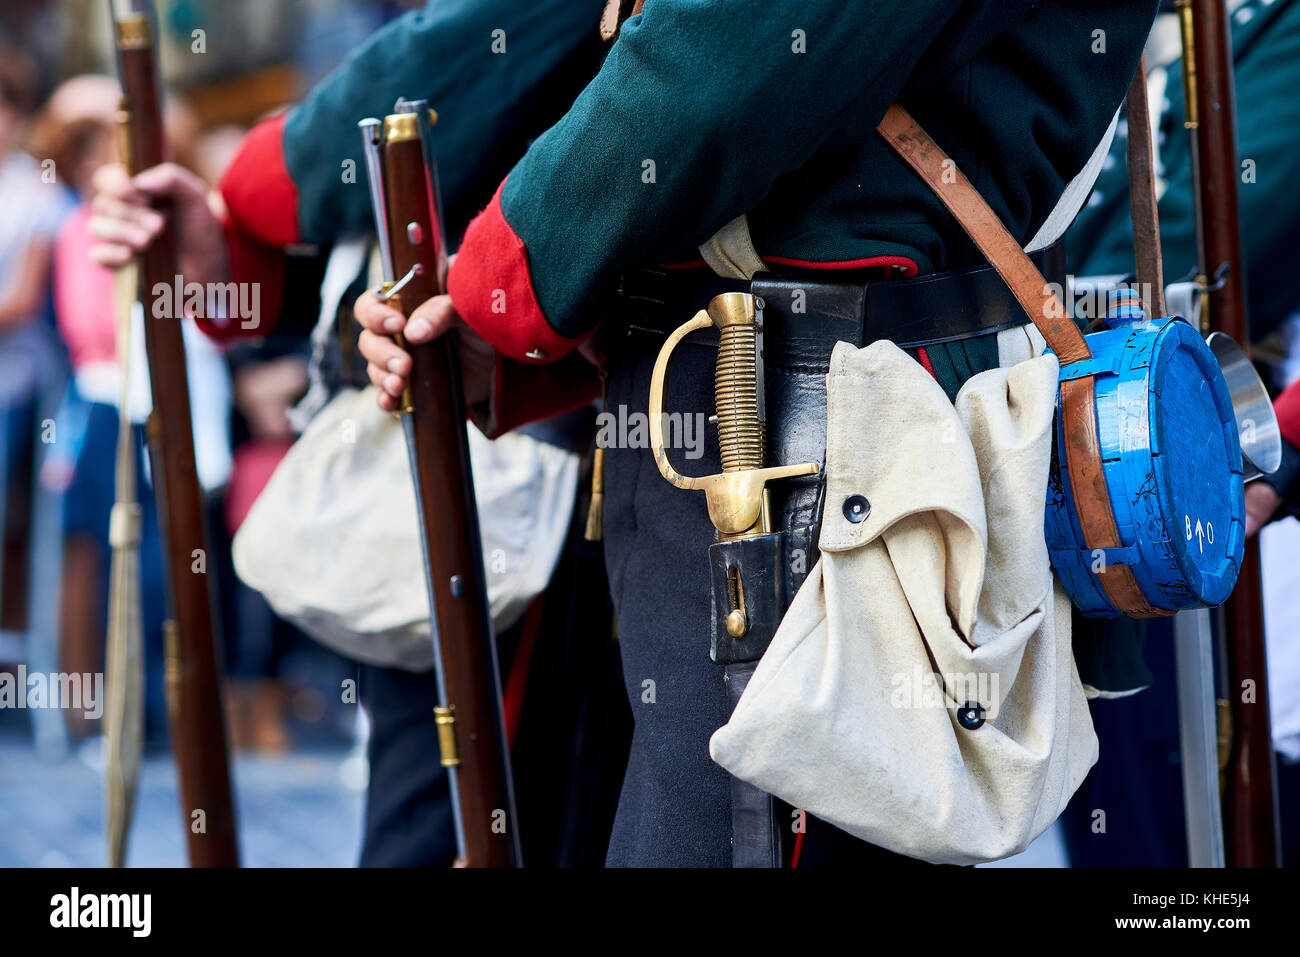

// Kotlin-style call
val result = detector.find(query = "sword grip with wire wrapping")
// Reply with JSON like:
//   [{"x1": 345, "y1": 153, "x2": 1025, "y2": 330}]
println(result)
[{"x1": 714, "y1": 315, "x2": 764, "y2": 473}]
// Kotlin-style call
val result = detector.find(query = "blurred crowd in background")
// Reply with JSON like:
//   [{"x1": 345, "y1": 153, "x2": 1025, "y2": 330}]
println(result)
[{"x1": 0, "y1": 0, "x2": 419, "y2": 787}]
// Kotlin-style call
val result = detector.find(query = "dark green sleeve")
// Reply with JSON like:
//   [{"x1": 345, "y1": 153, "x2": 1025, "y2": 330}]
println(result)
[
  {"x1": 283, "y1": 0, "x2": 607, "y2": 244},
  {"x1": 500, "y1": 0, "x2": 969, "y2": 332}
]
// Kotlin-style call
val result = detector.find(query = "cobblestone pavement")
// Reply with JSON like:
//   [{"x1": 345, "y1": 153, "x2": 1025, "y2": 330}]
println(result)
[{"x1": 0, "y1": 731, "x2": 365, "y2": 868}]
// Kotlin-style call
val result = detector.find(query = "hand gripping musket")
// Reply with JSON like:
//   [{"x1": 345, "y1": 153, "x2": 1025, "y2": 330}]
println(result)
[
  {"x1": 1176, "y1": 0, "x2": 1282, "y2": 867},
  {"x1": 360, "y1": 102, "x2": 520, "y2": 868},
  {"x1": 108, "y1": 0, "x2": 238, "y2": 867},
  {"x1": 650, "y1": 294, "x2": 819, "y2": 867}
]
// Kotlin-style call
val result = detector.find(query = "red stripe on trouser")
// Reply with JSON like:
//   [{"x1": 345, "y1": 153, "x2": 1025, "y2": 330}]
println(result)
[{"x1": 503, "y1": 596, "x2": 546, "y2": 749}]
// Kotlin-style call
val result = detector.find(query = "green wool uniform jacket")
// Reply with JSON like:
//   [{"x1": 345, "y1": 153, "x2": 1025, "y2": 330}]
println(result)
[
  {"x1": 212, "y1": 0, "x2": 608, "y2": 339},
  {"x1": 446, "y1": 0, "x2": 1159, "y2": 430}
]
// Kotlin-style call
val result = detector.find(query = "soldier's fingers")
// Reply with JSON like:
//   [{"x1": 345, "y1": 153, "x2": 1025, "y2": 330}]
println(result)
[
  {"x1": 133, "y1": 162, "x2": 211, "y2": 205},
  {"x1": 90, "y1": 163, "x2": 144, "y2": 203},
  {"x1": 366, "y1": 360, "x2": 408, "y2": 402},
  {"x1": 358, "y1": 329, "x2": 412, "y2": 376},
  {"x1": 88, "y1": 193, "x2": 165, "y2": 235},
  {"x1": 354, "y1": 291, "x2": 407, "y2": 336},
  {"x1": 404, "y1": 294, "x2": 457, "y2": 344},
  {"x1": 367, "y1": 367, "x2": 398, "y2": 412},
  {"x1": 88, "y1": 241, "x2": 135, "y2": 270},
  {"x1": 87, "y1": 213, "x2": 159, "y2": 253}
]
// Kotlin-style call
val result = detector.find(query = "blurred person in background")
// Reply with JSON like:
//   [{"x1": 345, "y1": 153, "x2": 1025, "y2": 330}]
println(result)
[
  {"x1": 204, "y1": 120, "x2": 322, "y2": 754},
  {"x1": 0, "y1": 46, "x2": 73, "y2": 643}
]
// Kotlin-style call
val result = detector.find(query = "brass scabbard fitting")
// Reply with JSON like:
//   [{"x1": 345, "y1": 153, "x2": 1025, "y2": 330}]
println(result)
[{"x1": 648, "y1": 292, "x2": 818, "y2": 540}]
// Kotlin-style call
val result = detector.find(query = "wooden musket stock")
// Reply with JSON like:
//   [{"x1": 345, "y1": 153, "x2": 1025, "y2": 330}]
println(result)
[
  {"x1": 111, "y1": 2, "x2": 238, "y2": 867},
  {"x1": 363, "y1": 106, "x2": 519, "y2": 867}
]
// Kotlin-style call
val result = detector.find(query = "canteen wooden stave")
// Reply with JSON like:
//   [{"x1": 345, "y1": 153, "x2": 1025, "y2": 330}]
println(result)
[{"x1": 1044, "y1": 316, "x2": 1245, "y2": 618}]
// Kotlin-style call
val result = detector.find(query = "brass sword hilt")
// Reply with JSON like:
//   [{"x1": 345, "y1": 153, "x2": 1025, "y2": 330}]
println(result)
[{"x1": 649, "y1": 292, "x2": 819, "y2": 540}]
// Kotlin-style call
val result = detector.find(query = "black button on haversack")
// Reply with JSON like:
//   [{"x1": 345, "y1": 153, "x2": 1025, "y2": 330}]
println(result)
[
  {"x1": 957, "y1": 702, "x2": 986, "y2": 731},
  {"x1": 842, "y1": 495, "x2": 871, "y2": 523}
]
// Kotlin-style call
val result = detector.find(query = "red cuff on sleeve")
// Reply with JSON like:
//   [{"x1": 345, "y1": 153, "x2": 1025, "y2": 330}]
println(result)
[
  {"x1": 1277, "y1": 379, "x2": 1300, "y2": 448},
  {"x1": 193, "y1": 214, "x2": 286, "y2": 341},
  {"x1": 474, "y1": 353, "x2": 601, "y2": 438},
  {"x1": 447, "y1": 181, "x2": 589, "y2": 365},
  {"x1": 196, "y1": 115, "x2": 299, "y2": 341},
  {"x1": 218, "y1": 113, "x2": 301, "y2": 248}
]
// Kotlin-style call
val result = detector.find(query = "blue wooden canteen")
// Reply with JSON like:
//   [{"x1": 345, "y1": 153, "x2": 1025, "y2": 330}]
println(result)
[{"x1": 1044, "y1": 289, "x2": 1246, "y2": 618}]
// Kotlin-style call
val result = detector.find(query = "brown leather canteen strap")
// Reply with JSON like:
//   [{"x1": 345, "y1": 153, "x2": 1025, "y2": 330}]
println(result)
[
  {"x1": 876, "y1": 104, "x2": 1090, "y2": 365},
  {"x1": 601, "y1": 0, "x2": 644, "y2": 40},
  {"x1": 877, "y1": 67, "x2": 1174, "y2": 619},
  {"x1": 1126, "y1": 55, "x2": 1168, "y2": 319},
  {"x1": 1060, "y1": 377, "x2": 1174, "y2": 618}
]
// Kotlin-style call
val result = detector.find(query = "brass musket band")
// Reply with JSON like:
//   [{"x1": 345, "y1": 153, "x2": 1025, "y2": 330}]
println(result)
[
  {"x1": 115, "y1": 13, "x2": 152, "y2": 50},
  {"x1": 384, "y1": 109, "x2": 439, "y2": 144}
]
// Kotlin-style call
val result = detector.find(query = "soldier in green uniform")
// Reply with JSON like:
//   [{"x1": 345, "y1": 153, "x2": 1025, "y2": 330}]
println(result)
[
  {"x1": 357, "y1": 0, "x2": 1162, "y2": 865},
  {"x1": 1061, "y1": 0, "x2": 1300, "y2": 866},
  {"x1": 90, "y1": 0, "x2": 620, "y2": 866}
]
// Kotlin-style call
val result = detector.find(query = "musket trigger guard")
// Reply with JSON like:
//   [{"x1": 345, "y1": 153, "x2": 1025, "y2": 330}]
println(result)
[{"x1": 375, "y1": 262, "x2": 424, "y2": 304}]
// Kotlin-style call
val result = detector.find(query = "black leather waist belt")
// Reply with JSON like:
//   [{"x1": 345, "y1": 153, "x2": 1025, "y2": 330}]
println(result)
[{"x1": 619, "y1": 238, "x2": 1065, "y2": 349}]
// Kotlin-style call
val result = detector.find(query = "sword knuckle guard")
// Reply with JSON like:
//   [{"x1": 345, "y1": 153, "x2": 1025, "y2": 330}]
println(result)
[{"x1": 648, "y1": 292, "x2": 817, "y2": 541}]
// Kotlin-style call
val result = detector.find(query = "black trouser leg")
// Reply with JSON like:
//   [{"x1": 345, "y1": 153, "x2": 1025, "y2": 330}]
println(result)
[{"x1": 357, "y1": 663, "x2": 457, "y2": 867}]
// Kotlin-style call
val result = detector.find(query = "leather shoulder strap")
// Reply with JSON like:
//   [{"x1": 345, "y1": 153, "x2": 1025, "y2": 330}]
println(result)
[
  {"x1": 877, "y1": 56, "x2": 1165, "y2": 354},
  {"x1": 1125, "y1": 55, "x2": 1167, "y2": 318},
  {"x1": 876, "y1": 104, "x2": 1091, "y2": 364}
]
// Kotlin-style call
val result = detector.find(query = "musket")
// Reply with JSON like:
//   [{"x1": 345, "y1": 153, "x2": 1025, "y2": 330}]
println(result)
[
  {"x1": 1176, "y1": 0, "x2": 1281, "y2": 866},
  {"x1": 108, "y1": 0, "x2": 239, "y2": 867},
  {"x1": 360, "y1": 102, "x2": 520, "y2": 867}
]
